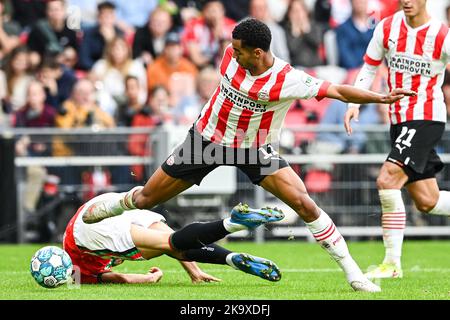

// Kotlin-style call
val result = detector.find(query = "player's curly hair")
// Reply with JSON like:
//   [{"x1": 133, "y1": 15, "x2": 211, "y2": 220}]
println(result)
[{"x1": 232, "y1": 18, "x2": 272, "y2": 52}]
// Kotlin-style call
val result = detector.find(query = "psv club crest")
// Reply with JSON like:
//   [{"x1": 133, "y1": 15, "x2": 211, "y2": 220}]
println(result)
[{"x1": 258, "y1": 89, "x2": 270, "y2": 101}]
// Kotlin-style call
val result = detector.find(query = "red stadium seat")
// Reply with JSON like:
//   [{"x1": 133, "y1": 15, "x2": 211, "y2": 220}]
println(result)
[{"x1": 304, "y1": 169, "x2": 332, "y2": 193}]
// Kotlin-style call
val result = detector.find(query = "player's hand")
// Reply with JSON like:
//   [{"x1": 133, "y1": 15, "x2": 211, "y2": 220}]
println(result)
[
  {"x1": 344, "y1": 106, "x2": 360, "y2": 135},
  {"x1": 147, "y1": 267, "x2": 163, "y2": 283},
  {"x1": 381, "y1": 88, "x2": 416, "y2": 104},
  {"x1": 190, "y1": 270, "x2": 221, "y2": 284}
]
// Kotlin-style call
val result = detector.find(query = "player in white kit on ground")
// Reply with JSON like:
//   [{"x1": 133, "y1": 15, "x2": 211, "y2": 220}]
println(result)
[
  {"x1": 64, "y1": 192, "x2": 284, "y2": 284},
  {"x1": 83, "y1": 18, "x2": 416, "y2": 292},
  {"x1": 344, "y1": 0, "x2": 450, "y2": 279}
]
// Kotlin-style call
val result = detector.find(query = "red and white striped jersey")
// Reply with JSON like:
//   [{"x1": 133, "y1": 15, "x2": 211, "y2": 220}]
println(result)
[
  {"x1": 363, "y1": 11, "x2": 450, "y2": 124},
  {"x1": 195, "y1": 45, "x2": 330, "y2": 148}
]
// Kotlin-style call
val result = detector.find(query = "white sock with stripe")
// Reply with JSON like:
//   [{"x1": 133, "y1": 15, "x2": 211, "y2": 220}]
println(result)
[
  {"x1": 105, "y1": 186, "x2": 143, "y2": 217},
  {"x1": 305, "y1": 209, "x2": 364, "y2": 283},
  {"x1": 379, "y1": 189, "x2": 406, "y2": 267},
  {"x1": 429, "y1": 191, "x2": 450, "y2": 216}
]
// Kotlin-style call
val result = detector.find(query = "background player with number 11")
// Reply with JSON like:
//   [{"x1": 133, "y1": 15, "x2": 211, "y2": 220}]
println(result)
[{"x1": 345, "y1": 0, "x2": 450, "y2": 279}]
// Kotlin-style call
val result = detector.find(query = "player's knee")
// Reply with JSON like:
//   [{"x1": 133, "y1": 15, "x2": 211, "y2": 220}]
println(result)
[
  {"x1": 376, "y1": 174, "x2": 390, "y2": 189},
  {"x1": 377, "y1": 171, "x2": 400, "y2": 189},
  {"x1": 415, "y1": 198, "x2": 437, "y2": 213}
]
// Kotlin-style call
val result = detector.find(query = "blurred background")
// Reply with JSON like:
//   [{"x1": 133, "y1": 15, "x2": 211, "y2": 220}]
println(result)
[{"x1": 0, "y1": 0, "x2": 449, "y2": 244}]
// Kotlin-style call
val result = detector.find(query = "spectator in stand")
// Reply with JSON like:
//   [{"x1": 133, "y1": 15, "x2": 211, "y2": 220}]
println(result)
[
  {"x1": 10, "y1": 0, "x2": 47, "y2": 30},
  {"x1": 78, "y1": 1, "x2": 124, "y2": 71},
  {"x1": 110, "y1": 0, "x2": 158, "y2": 29},
  {"x1": 35, "y1": 54, "x2": 77, "y2": 112},
  {"x1": 90, "y1": 36, "x2": 147, "y2": 117},
  {"x1": 132, "y1": 7, "x2": 173, "y2": 66},
  {"x1": 219, "y1": 0, "x2": 249, "y2": 22},
  {"x1": 128, "y1": 85, "x2": 168, "y2": 183},
  {"x1": 0, "y1": 0, "x2": 21, "y2": 66},
  {"x1": 249, "y1": 0, "x2": 290, "y2": 62},
  {"x1": 280, "y1": 0, "x2": 325, "y2": 68},
  {"x1": 14, "y1": 81, "x2": 56, "y2": 214},
  {"x1": 147, "y1": 32, "x2": 198, "y2": 93},
  {"x1": 14, "y1": 81, "x2": 56, "y2": 137},
  {"x1": 4, "y1": 46, "x2": 33, "y2": 112},
  {"x1": 314, "y1": 0, "x2": 332, "y2": 28},
  {"x1": 26, "y1": 0, "x2": 79, "y2": 69},
  {"x1": 52, "y1": 78, "x2": 115, "y2": 185},
  {"x1": 116, "y1": 75, "x2": 152, "y2": 127},
  {"x1": 167, "y1": 0, "x2": 202, "y2": 29},
  {"x1": 54, "y1": 79, "x2": 115, "y2": 153},
  {"x1": 335, "y1": 0, "x2": 375, "y2": 70},
  {"x1": 181, "y1": 0, "x2": 235, "y2": 68},
  {"x1": 174, "y1": 66, "x2": 220, "y2": 125},
  {"x1": 147, "y1": 85, "x2": 174, "y2": 124}
]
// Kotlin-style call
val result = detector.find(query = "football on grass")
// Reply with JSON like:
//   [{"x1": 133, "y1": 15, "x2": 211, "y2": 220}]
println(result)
[{"x1": 30, "y1": 246, "x2": 73, "y2": 288}]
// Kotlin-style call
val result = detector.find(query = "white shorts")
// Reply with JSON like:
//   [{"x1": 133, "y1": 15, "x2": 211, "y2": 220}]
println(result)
[{"x1": 73, "y1": 193, "x2": 166, "y2": 259}]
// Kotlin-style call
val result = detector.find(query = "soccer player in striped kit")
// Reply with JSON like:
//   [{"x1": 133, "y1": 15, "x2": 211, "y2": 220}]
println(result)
[
  {"x1": 83, "y1": 18, "x2": 414, "y2": 292},
  {"x1": 344, "y1": 0, "x2": 450, "y2": 279}
]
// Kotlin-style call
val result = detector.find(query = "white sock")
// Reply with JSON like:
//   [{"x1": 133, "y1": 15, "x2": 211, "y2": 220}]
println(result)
[
  {"x1": 105, "y1": 186, "x2": 143, "y2": 216},
  {"x1": 429, "y1": 191, "x2": 450, "y2": 216},
  {"x1": 225, "y1": 253, "x2": 239, "y2": 269},
  {"x1": 223, "y1": 218, "x2": 247, "y2": 233},
  {"x1": 118, "y1": 186, "x2": 143, "y2": 210},
  {"x1": 305, "y1": 209, "x2": 364, "y2": 283},
  {"x1": 379, "y1": 189, "x2": 405, "y2": 267}
]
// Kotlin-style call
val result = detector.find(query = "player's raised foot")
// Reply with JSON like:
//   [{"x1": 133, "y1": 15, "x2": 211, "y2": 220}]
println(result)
[
  {"x1": 231, "y1": 253, "x2": 281, "y2": 282},
  {"x1": 364, "y1": 263, "x2": 403, "y2": 279},
  {"x1": 82, "y1": 201, "x2": 123, "y2": 224},
  {"x1": 230, "y1": 203, "x2": 284, "y2": 229},
  {"x1": 350, "y1": 277, "x2": 381, "y2": 293}
]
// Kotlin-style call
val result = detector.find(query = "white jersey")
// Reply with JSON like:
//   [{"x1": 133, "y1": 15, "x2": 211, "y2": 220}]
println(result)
[
  {"x1": 363, "y1": 11, "x2": 450, "y2": 124},
  {"x1": 194, "y1": 45, "x2": 330, "y2": 148},
  {"x1": 73, "y1": 193, "x2": 165, "y2": 256}
]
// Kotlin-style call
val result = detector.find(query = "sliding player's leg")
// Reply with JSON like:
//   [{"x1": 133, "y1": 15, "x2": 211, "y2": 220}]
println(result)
[{"x1": 132, "y1": 213, "x2": 283, "y2": 281}]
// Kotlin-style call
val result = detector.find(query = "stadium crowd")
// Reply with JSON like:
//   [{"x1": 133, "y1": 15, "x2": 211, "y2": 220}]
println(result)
[{"x1": 1, "y1": 0, "x2": 450, "y2": 224}]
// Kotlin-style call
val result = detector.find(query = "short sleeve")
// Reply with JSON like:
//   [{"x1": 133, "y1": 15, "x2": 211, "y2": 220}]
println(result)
[{"x1": 282, "y1": 68, "x2": 328, "y2": 100}]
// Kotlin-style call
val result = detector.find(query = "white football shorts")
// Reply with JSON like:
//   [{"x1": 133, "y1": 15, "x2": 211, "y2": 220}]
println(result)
[{"x1": 73, "y1": 192, "x2": 166, "y2": 255}]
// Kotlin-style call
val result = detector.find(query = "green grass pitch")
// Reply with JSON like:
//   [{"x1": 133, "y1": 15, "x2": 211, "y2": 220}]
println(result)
[{"x1": 1, "y1": 241, "x2": 449, "y2": 300}]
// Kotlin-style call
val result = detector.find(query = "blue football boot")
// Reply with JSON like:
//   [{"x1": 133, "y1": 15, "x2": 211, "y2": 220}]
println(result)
[
  {"x1": 231, "y1": 253, "x2": 281, "y2": 282},
  {"x1": 230, "y1": 203, "x2": 284, "y2": 229}
]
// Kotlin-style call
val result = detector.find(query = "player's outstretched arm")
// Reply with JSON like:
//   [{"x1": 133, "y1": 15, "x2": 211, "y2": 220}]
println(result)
[
  {"x1": 325, "y1": 84, "x2": 416, "y2": 105},
  {"x1": 99, "y1": 267, "x2": 163, "y2": 284},
  {"x1": 179, "y1": 260, "x2": 222, "y2": 283}
]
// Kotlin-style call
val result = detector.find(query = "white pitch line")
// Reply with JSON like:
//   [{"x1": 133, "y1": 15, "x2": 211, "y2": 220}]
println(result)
[{"x1": 4, "y1": 268, "x2": 450, "y2": 275}]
